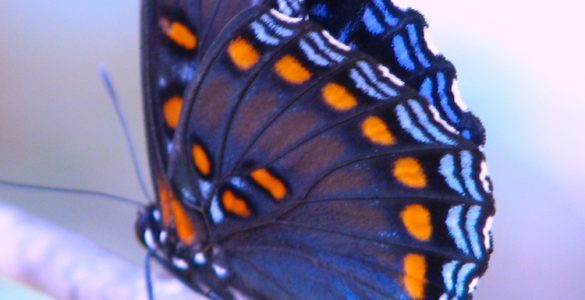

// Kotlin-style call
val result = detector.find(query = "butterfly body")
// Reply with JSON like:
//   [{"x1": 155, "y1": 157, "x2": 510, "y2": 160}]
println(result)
[{"x1": 136, "y1": 1, "x2": 495, "y2": 299}]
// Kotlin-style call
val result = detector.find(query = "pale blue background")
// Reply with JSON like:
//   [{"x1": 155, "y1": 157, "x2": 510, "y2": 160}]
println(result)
[{"x1": 1, "y1": 1, "x2": 584, "y2": 299}]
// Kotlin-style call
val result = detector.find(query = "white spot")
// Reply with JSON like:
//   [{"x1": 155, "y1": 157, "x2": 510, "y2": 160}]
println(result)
[
  {"x1": 321, "y1": 30, "x2": 351, "y2": 52},
  {"x1": 158, "y1": 76, "x2": 167, "y2": 88},
  {"x1": 152, "y1": 209, "x2": 161, "y2": 221},
  {"x1": 479, "y1": 160, "x2": 492, "y2": 193},
  {"x1": 159, "y1": 230, "x2": 168, "y2": 244},
  {"x1": 468, "y1": 277, "x2": 480, "y2": 293},
  {"x1": 451, "y1": 80, "x2": 469, "y2": 112},
  {"x1": 166, "y1": 142, "x2": 174, "y2": 155},
  {"x1": 172, "y1": 257, "x2": 189, "y2": 270},
  {"x1": 270, "y1": 8, "x2": 302, "y2": 23},
  {"x1": 199, "y1": 180, "x2": 212, "y2": 199},
  {"x1": 378, "y1": 65, "x2": 405, "y2": 86},
  {"x1": 144, "y1": 229, "x2": 156, "y2": 250},
  {"x1": 213, "y1": 264, "x2": 228, "y2": 278},
  {"x1": 230, "y1": 177, "x2": 247, "y2": 189},
  {"x1": 429, "y1": 105, "x2": 458, "y2": 134},
  {"x1": 438, "y1": 294, "x2": 448, "y2": 300},
  {"x1": 483, "y1": 216, "x2": 494, "y2": 250},
  {"x1": 194, "y1": 252, "x2": 206, "y2": 265},
  {"x1": 423, "y1": 28, "x2": 440, "y2": 55},
  {"x1": 210, "y1": 196, "x2": 224, "y2": 224}
]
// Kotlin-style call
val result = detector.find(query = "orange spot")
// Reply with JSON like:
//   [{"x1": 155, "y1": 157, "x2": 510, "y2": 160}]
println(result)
[
  {"x1": 163, "y1": 96, "x2": 183, "y2": 129},
  {"x1": 401, "y1": 204, "x2": 432, "y2": 241},
  {"x1": 159, "y1": 18, "x2": 197, "y2": 50},
  {"x1": 222, "y1": 189, "x2": 252, "y2": 218},
  {"x1": 157, "y1": 177, "x2": 173, "y2": 228},
  {"x1": 228, "y1": 37, "x2": 260, "y2": 70},
  {"x1": 192, "y1": 144, "x2": 211, "y2": 177},
  {"x1": 274, "y1": 55, "x2": 311, "y2": 84},
  {"x1": 251, "y1": 168, "x2": 287, "y2": 201},
  {"x1": 393, "y1": 157, "x2": 427, "y2": 189},
  {"x1": 170, "y1": 198, "x2": 197, "y2": 245},
  {"x1": 403, "y1": 254, "x2": 427, "y2": 299},
  {"x1": 322, "y1": 83, "x2": 357, "y2": 111},
  {"x1": 361, "y1": 116, "x2": 395, "y2": 145}
]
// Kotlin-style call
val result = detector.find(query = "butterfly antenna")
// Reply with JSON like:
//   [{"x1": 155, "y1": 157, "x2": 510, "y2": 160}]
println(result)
[
  {"x1": 98, "y1": 65, "x2": 153, "y2": 201},
  {"x1": 0, "y1": 178, "x2": 143, "y2": 208}
]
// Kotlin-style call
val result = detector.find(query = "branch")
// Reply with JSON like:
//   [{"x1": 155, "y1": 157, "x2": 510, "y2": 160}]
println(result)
[{"x1": 0, "y1": 202, "x2": 204, "y2": 300}]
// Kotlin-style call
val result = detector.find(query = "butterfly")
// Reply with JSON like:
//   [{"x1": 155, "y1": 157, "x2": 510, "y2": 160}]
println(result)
[{"x1": 135, "y1": 0, "x2": 495, "y2": 299}]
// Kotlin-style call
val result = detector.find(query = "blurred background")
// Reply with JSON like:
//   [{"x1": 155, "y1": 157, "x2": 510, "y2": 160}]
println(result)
[{"x1": 1, "y1": 0, "x2": 584, "y2": 299}]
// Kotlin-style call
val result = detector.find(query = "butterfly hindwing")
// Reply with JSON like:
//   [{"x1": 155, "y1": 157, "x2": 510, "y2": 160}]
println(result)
[{"x1": 164, "y1": 4, "x2": 494, "y2": 299}]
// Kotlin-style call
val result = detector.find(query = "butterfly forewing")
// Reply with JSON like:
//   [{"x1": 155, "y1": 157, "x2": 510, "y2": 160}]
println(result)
[{"x1": 306, "y1": 0, "x2": 486, "y2": 145}]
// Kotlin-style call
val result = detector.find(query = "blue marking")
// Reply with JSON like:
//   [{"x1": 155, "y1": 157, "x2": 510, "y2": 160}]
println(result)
[
  {"x1": 356, "y1": 61, "x2": 397, "y2": 97},
  {"x1": 299, "y1": 38, "x2": 330, "y2": 66},
  {"x1": 442, "y1": 261, "x2": 460, "y2": 293},
  {"x1": 373, "y1": 0, "x2": 399, "y2": 26},
  {"x1": 396, "y1": 104, "x2": 431, "y2": 143},
  {"x1": 260, "y1": 14, "x2": 293, "y2": 37},
  {"x1": 447, "y1": 205, "x2": 470, "y2": 255},
  {"x1": 456, "y1": 263, "x2": 476, "y2": 297},
  {"x1": 408, "y1": 100, "x2": 455, "y2": 145},
  {"x1": 419, "y1": 77, "x2": 434, "y2": 103},
  {"x1": 440, "y1": 154, "x2": 465, "y2": 195},
  {"x1": 392, "y1": 35, "x2": 415, "y2": 71},
  {"x1": 350, "y1": 68, "x2": 384, "y2": 99},
  {"x1": 250, "y1": 21, "x2": 279, "y2": 45},
  {"x1": 460, "y1": 151, "x2": 483, "y2": 201},
  {"x1": 466, "y1": 206, "x2": 484, "y2": 259},
  {"x1": 309, "y1": 3, "x2": 329, "y2": 18},
  {"x1": 362, "y1": 7, "x2": 385, "y2": 35},
  {"x1": 337, "y1": 22, "x2": 354, "y2": 43},
  {"x1": 462, "y1": 129, "x2": 471, "y2": 140},
  {"x1": 210, "y1": 197, "x2": 224, "y2": 224},
  {"x1": 308, "y1": 32, "x2": 345, "y2": 63},
  {"x1": 407, "y1": 24, "x2": 431, "y2": 68},
  {"x1": 437, "y1": 72, "x2": 459, "y2": 123}
]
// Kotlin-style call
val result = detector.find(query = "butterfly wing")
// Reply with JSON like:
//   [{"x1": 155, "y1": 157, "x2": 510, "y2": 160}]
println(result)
[
  {"x1": 140, "y1": 0, "x2": 266, "y2": 217},
  {"x1": 305, "y1": 0, "x2": 486, "y2": 145},
  {"x1": 168, "y1": 4, "x2": 494, "y2": 299},
  {"x1": 141, "y1": 0, "x2": 202, "y2": 189}
]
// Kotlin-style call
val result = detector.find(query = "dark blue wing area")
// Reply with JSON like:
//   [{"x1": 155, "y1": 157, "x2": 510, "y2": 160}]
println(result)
[
  {"x1": 306, "y1": 0, "x2": 486, "y2": 145},
  {"x1": 141, "y1": 0, "x2": 263, "y2": 205},
  {"x1": 169, "y1": 4, "x2": 494, "y2": 299},
  {"x1": 141, "y1": 0, "x2": 201, "y2": 177}
]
